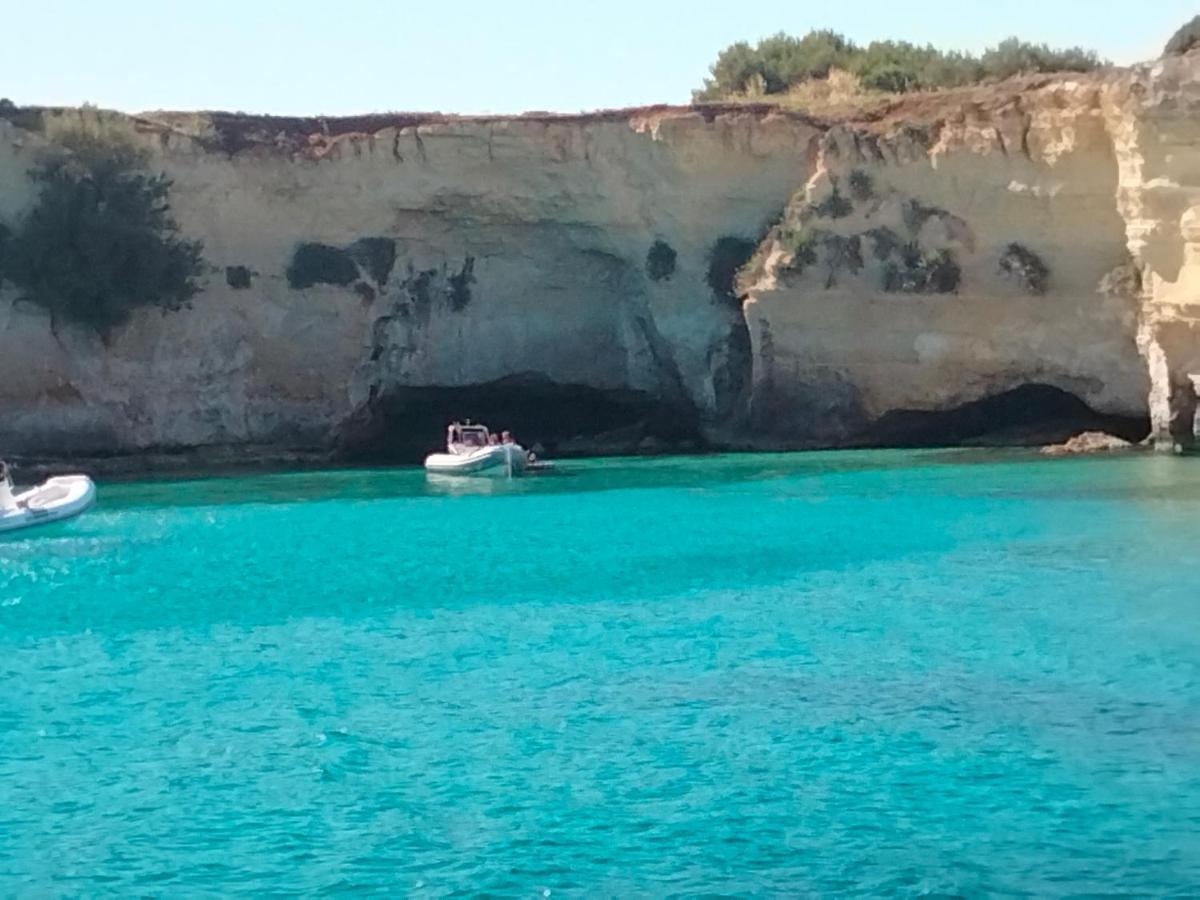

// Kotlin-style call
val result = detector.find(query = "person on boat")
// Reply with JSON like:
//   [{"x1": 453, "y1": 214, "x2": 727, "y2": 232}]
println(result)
[
  {"x1": 487, "y1": 433, "x2": 500, "y2": 446},
  {"x1": 501, "y1": 430, "x2": 514, "y2": 445},
  {"x1": 0, "y1": 460, "x2": 17, "y2": 512}
]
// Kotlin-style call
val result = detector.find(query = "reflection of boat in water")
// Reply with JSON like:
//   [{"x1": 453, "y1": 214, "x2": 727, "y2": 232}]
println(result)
[
  {"x1": 424, "y1": 423, "x2": 528, "y2": 477},
  {"x1": 0, "y1": 461, "x2": 96, "y2": 534},
  {"x1": 423, "y1": 472, "x2": 517, "y2": 495}
]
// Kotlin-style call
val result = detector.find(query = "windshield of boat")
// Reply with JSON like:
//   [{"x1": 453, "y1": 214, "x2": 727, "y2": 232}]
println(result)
[{"x1": 458, "y1": 426, "x2": 488, "y2": 447}]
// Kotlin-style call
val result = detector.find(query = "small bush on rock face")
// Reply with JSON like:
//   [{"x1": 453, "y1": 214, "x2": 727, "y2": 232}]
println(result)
[
  {"x1": 848, "y1": 169, "x2": 874, "y2": 202},
  {"x1": 646, "y1": 239, "x2": 677, "y2": 281},
  {"x1": 1165, "y1": 16, "x2": 1200, "y2": 56},
  {"x1": 881, "y1": 244, "x2": 961, "y2": 294},
  {"x1": 927, "y1": 250, "x2": 962, "y2": 293},
  {"x1": 902, "y1": 198, "x2": 941, "y2": 236},
  {"x1": 999, "y1": 242, "x2": 1049, "y2": 294},
  {"x1": 819, "y1": 233, "x2": 863, "y2": 288},
  {"x1": 783, "y1": 228, "x2": 820, "y2": 273},
  {"x1": 814, "y1": 184, "x2": 853, "y2": 219},
  {"x1": 2, "y1": 130, "x2": 204, "y2": 333},
  {"x1": 865, "y1": 226, "x2": 901, "y2": 261},
  {"x1": 1098, "y1": 259, "x2": 1142, "y2": 298}
]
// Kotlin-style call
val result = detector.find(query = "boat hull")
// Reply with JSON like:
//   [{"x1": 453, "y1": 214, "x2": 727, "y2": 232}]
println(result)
[
  {"x1": 424, "y1": 445, "x2": 527, "y2": 477},
  {"x1": 0, "y1": 475, "x2": 97, "y2": 533}
]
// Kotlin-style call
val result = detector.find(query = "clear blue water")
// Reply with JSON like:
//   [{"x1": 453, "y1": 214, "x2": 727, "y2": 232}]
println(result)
[{"x1": 1, "y1": 450, "x2": 1199, "y2": 895}]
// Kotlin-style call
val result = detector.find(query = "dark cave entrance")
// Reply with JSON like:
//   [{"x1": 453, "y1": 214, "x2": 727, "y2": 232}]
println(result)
[
  {"x1": 863, "y1": 383, "x2": 1150, "y2": 448},
  {"x1": 336, "y1": 374, "x2": 701, "y2": 463}
]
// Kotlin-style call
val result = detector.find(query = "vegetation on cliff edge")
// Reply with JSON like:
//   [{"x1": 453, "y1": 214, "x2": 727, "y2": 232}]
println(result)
[
  {"x1": 1165, "y1": 16, "x2": 1200, "y2": 56},
  {"x1": 0, "y1": 130, "x2": 204, "y2": 334},
  {"x1": 693, "y1": 30, "x2": 1105, "y2": 101}
]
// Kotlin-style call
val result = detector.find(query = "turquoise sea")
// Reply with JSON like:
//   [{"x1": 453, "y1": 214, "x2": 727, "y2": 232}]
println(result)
[{"x1": 1, "y1": 450, "x2": 1199, "y2": 895}]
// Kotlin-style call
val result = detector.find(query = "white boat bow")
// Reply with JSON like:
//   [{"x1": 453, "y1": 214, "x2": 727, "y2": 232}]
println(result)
[
  {"x1": 424, "y1": 424, "x2": 529, "y2": 477},
  {"x1": 0, "y1": 474, "x2": 97, "y2": 533}
]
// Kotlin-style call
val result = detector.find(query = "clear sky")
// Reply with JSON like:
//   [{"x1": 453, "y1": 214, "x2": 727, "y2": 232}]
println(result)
[{"x1": 2, "y1": 0, "x2": 1194, "y2": 115}]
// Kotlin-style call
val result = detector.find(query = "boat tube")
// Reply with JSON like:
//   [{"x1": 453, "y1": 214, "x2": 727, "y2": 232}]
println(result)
[
  {"x1": 0, "y1": 466, "x2": 97, "y2": 534},
  {"x1": 424, "y1": 423, "x2": 529, "y2": 477}
]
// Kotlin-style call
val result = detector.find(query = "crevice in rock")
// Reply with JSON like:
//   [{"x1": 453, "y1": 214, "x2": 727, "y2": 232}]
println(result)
[
  {"x1": 630, "y1": 313, "x2": 690, "y2": 409},
  {"x1": 710, "y1": 311, "x2": 753, "y2": 429}
]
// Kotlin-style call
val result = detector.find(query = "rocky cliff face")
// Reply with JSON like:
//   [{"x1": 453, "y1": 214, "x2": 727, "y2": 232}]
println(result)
[
  {"x1": 1, "y1": 55, "x2": 1199, "y2": 465},
  {"x1": 1108, "y1": 53, "x2": 1200, "y2": 450}
]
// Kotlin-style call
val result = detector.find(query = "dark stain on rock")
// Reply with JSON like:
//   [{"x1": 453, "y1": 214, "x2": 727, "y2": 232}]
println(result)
[
  {"x1": 353, "y1": 281, "x2": 376, "y2": 304},
  {"x1": 400, "y1": 263, "x2": 438, "y2": 315},
  {"x1": 349, "y1": 237, "x2": 397, "y2": 286},
  {"x1": 645, "y1": 240, "x2": 677, "y2": 281},
  {"x1": 711, "y1": 313, "x2": 754, "y2": 428},
  {"x1": 447, "y1": 256, "x2": 476, "y2": 311},
  {"x1": 225, "y1": 265, "x2": 252, "y2": 290},
  {"x1": 286, "y1": 242, "x2": 358, "y2": 289}
]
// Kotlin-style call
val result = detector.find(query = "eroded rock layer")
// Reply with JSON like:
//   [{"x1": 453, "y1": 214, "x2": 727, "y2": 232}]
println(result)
[{"x1": 1, "y1": 56, "x2": 1199, "y2": 464}]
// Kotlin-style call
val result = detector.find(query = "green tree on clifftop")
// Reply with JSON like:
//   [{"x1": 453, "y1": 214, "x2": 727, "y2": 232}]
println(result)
[
  {"x1": 693, "y1": 30, "x2": 1105, "y2": 101},
  {"x1": 1, "y1": 129, "x2": 204, "y2": 335}
]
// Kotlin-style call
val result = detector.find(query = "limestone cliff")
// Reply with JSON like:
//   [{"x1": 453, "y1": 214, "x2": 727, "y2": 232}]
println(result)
[{"x1": 1, "y1": 55, "x2": 1199, "y2": 465}]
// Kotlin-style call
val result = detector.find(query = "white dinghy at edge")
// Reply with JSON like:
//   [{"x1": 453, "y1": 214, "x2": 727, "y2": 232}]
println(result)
[{"x1": 0, "y1": 468, "x2": 97, "y2": 534}]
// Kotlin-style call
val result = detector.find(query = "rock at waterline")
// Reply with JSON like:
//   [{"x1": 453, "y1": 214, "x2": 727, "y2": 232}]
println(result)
[{"x1": 1040, "y1": 432, "x2": 1134, "y2": 456}]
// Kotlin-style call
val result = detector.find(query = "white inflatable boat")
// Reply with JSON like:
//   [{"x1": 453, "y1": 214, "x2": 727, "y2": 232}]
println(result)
[
  {"x1": 424, "y1": 423, "x2": 528, "y2": 477},
  {"x1": 0, "y1": 473, "x2": 97, "y2": 534}
]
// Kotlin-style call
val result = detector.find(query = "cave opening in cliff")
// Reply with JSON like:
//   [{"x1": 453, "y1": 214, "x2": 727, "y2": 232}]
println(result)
[
  {"x1": 336, "y1": 374, "x2": 702, "y2": 463},
  {"x1": 864, "y1": 384, "x2": 1150, "y2": 448}
]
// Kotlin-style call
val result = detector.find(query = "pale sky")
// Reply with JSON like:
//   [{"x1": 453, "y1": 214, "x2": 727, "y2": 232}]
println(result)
[{"x1": 1, "y1": 0, "x2": 1193, "y2": 115}]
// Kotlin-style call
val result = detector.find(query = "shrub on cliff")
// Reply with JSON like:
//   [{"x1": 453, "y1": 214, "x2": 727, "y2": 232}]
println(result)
[
  {"x1": 3, "y1": 130, "x2": 204, "y2": 334},
  {"x1": 813, "y1": 184, "x2": 854, "y2": 219},
  {"x1": 694, "y1": 30, "x2": 854, "y2": 100},
  {"x1": 881, "y1": 245, "x2": 961, "y2": 294},
  {"x1": 848, "y1": 170, "x2": 875, "y2": 202},
  {"x1": 1165, "y1": 16, "x2": 1200, "y2": 56},
  {"x1": 999, "y1": 243, "x2": 1049, "y2": 294},
  {"x1": 693, "y1": 30, "x2": 1105, "y2": 100},
  {"x1": 979, "y1": 38, "x2": 1100, "y2": 81},
  {"x1": 851, "y1": 41, "x2": 981, "y2": 93}
]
